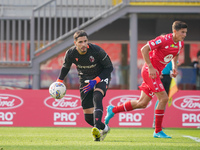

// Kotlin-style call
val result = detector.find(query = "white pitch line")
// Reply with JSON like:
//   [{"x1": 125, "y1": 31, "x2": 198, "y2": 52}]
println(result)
[{"x1": 183, "y1": 135, "x2": 200, "y2": 142}]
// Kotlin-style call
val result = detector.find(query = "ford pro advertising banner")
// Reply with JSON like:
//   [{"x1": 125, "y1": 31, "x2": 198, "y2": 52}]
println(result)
[{"x1": 0, "y1": 90, "x2": 199, "y2": 128}]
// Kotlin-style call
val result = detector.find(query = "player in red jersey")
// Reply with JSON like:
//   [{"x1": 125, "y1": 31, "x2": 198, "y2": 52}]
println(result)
[{"x1": 105, "y1": 21, "x2": 187, "y2": 138}]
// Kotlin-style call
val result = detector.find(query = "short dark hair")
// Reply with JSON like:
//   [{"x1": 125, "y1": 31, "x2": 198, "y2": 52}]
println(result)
[
  {"x1": 73, "y1": 30, "x2": 88, "y2": 41},
  {"x1": 172, "y1": 21, "x2": 188, "y2": 31}
]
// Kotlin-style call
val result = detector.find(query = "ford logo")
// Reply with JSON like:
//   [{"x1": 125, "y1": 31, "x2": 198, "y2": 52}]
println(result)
[
  {"x1": 44, "y1": 94, "x2": 82, "y2": 110},
  {"x1": 173, "y1": 95, "x2": 200, "y2": 111},
  {"x1": 109, "y1": 95, "x2": 152, "y2": 110},
  {"x1": 0, "y1": 94, "x2": 23, "y2": 109}
]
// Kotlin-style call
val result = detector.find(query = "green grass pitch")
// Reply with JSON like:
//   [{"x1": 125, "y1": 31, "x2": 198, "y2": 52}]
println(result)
[{"x1": 0, "y1": 127, "x2": 199, "y2": 150}]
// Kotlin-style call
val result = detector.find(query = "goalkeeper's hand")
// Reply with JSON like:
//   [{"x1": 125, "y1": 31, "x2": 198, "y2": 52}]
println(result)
[{"x1": 83, "y1": 76, "x2": 101, "y2": 93}]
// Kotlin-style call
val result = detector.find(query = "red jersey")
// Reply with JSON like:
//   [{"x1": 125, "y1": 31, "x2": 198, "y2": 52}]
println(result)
[{"x1": 148, "y1": 33, "x2": 184, "y2": 73}]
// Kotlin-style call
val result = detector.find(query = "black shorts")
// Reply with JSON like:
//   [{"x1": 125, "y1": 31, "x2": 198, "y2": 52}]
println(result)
[{"x1": 79, "y1": 78, "x2": 110, "y2": 109}]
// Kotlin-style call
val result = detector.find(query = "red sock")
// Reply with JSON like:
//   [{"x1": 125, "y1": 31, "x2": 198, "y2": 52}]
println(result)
[
  {"x1": 112, "y1": 101, "x2": 133, "y2": 114},
  {"x1": 155, "y1": 109, "x2": 164, "y2": 133}
]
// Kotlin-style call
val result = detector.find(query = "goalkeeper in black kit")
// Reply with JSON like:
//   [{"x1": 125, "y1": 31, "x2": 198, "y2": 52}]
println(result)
[{"x1": 56, "y1": 30, "x2": 113, "y2": 141}]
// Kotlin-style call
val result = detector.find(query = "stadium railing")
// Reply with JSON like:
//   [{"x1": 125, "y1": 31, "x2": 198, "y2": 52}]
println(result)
[{"x1": 0, "y1": 0, "x2": 123, "y2": 66}]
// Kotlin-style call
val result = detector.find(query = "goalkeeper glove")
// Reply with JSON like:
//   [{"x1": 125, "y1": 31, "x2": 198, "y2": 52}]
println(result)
[{"x1": 83, "y1": 76, "x2": 101, "y2": 93}]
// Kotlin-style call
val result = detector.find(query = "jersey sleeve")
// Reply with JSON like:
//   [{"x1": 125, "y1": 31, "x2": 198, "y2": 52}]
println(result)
[
  {"x1": 148, "y1": 35, "x2": 164, "y2": 51},
  {"x1": 57, "y1": 50, "x2": 72, "y2": 80},
  {"x1": 63, "y1": 50, "x2": 73, "y2": 69},
  {"x1": 97, "y1": 47, "x2": 113, "y2": 79},
  {"x1": 98, "y1": 47, "x2": 113, "y2": 68}
]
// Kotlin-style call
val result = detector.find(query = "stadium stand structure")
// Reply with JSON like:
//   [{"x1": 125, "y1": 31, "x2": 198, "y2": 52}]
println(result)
[{"x1": 0, "y1": 0, "x2": 200, "y2": 89}]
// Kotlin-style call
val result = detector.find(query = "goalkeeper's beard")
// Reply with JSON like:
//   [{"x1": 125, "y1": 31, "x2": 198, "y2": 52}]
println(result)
[{"x1": 78, "y1": 47, "x2": 87, "y2": 54}]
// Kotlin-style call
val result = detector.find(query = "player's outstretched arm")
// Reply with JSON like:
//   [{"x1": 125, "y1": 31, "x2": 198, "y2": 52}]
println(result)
[{"x1": 56, "y1": 67, "x2": 70, "y2": 83}]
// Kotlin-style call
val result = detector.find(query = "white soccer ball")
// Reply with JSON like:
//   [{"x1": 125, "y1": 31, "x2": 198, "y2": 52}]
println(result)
[{"x1": 49, "y1": 82, "x2": 66, "y2": 99}]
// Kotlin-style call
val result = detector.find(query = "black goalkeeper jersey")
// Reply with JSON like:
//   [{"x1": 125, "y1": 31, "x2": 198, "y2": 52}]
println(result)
[{"x1": 60, "y1": 43, "x2": 113, "y2": 84}]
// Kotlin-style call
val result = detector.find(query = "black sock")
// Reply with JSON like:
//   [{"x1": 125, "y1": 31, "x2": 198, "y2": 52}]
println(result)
[
  {"x1": 84, "y1": 114, "x2": 94, "y2": 126},
  {"x1": 93, "y1": 91, "x2": 105, "y2": 130}
]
